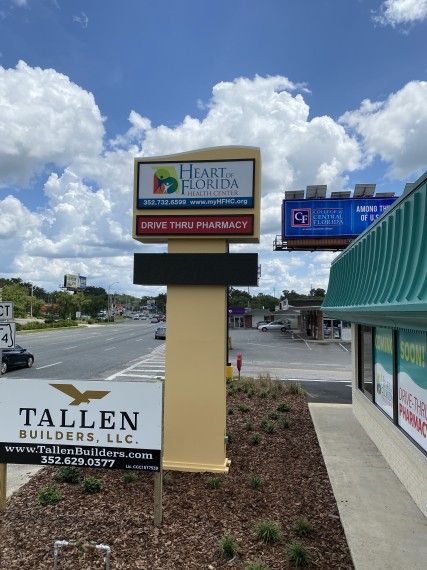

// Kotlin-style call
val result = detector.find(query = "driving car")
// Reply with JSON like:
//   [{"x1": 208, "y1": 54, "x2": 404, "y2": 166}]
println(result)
[
  {"x1": 1, "y1": 345, "x2": 34, "y2": 374},
  {"x1": 258, "y1": 320, "x2": 289, "y2": 332},
  {"x1": 154, "y1": 325, "x2": 166, "y2": 340}
]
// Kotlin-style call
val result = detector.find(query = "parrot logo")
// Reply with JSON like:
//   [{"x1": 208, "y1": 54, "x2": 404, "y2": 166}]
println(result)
[{"x1": 153, "y1": 166, "x2": 179, "y2": 195}]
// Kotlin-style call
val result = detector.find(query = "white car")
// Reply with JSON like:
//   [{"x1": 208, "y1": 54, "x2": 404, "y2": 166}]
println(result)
[{"x1": 258, "y1": 320, "x2": 289, "y2": 332}]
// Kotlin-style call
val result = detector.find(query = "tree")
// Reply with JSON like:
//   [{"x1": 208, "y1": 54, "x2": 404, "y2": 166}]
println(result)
[
  {"x1": 310, "y1": 288, "x2": 326, "y2": 298},
  {"x1": 251, "y1": 293, "x2": 279, "y2": 311},
  {"x1": 228, "y1": 287, "x2": 252, "y2": 308}
]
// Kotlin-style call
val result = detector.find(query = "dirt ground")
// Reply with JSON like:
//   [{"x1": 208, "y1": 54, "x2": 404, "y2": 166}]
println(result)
[{"x1": 0, "y1": 377, "x2": 353, "y2": 569}]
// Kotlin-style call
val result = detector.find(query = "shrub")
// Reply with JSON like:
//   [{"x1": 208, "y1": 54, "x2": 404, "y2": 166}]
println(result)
[
  {"x1": 259, "y1": 390, "x2": 268, "y2": 399},
  {"x1": 207, "y1": 476, "x2": 222, "y2": 489},
  {"x1": 278, "y1": 416, "x2": 290, "y2": 429},
  {"x1": 162, "y1": 472, "x2": 173, "y2": 485},
  {"x1": 228, "y1": 408, "x2": 234, "y2": 415},
  {"x1": 248, "y1": 474, "x2": 263, "y2": 489},
  {"x1": 288, "y1": 542, "x2": 310, "y2": 567},
  {"x1": 218, "y1": 535, "x2": 238, "y2": 559},
  {"x1": 55, "y1": 466, "x2": 81, "y2": 484},
  {"x1": 238, "y1": 404, "x2": 250, "y2": 414},
  {"x1": 260, "y1": 420, "x2": 275, "y2": 434},
  {"x1": 226, "y1": 432, "x2": 233, "y2": 444},
  {"x1": 244, "y1": 421, "x2": 254, "y2": 432},
  {"x1": 253, "y1": 520, "x2": 282, "y2": 544},
  {"x1": 37, "y1": 486, "x2": 62, "y2": 506},
  {"x1": 245, "y1": 562, "x2": 270, "y2": 570},
  {"x1": 283, "y1": 381, "x2": 306, "y2": 397},
  {"x1": 82, "y1": 477, "x2": 103, "y2": 494},
  {"x1": 268, "y1": 412, "x2": 279, "y2": 420},
  {"x1": 249, "y1": 433, "x2": 261, "y2": 446},
  {"x1": 294, "y1": 518, "x2": 313, "y2": 537},
  {"x1": 122, "y1": 472, "x2": 138, "y2": 484},
  {"x1": 277, "y1": 402, "x2": 291, "y2": 413}
]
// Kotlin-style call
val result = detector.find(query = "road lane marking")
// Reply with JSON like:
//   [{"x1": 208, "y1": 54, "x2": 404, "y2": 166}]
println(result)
[
  {"x1": 64, "y1": 346, "x2": 78, "y2": 350},
  {"x1": 104, "y1": 346, "x2": 117, "y2": 351},
  {"x1": 36, "y1": 362, "x2": 62, "y2": 370},
  {"x1": 339, "y1": 343, "x2": 350, "y2": 352}
]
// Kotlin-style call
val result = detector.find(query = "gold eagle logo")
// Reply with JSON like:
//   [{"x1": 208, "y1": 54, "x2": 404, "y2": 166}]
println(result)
[{"x1": 50, "y1": 384, "x2": 110, "y2": 406}]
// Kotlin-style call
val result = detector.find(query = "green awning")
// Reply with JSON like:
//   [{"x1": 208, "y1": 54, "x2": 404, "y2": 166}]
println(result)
[{"x1": 322, "y1": 172, "x2": 427, "y2": 331}]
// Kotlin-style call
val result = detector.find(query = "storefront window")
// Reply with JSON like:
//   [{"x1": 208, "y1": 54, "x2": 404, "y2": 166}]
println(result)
[
  {"x1": 359, "y1": 325, "x2": 373, "y2": 398},
  {"x1": 397, "y1": 330, "x2": 427, "y2": 453},
  {"x1": 374, "y1": 327, "x2": 394, "y2": 419}
]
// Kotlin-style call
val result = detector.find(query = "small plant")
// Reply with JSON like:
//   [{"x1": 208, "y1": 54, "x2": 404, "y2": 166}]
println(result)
[
  {"x1": 270, "y1": 392, "x2": 278, "y2": 400},
  {"x1": 294, "y1": 518, "x2": 313, "y2": 537},
  {"x1": 228, "y1": 408, "x2": 234, "y2": 415},
  {"x1": 260, "y1": 420, "x2": 275, "y2": 434},
  {"x1": 268, "y1": 412, "x2": 279, "y2": 420},
  {"x1": 163, "y1": 471, "x2": 173, "y2": 485},
  {"x1": 122, "y1": 472, "x2": 138, "y2": 484},
  {"x1": 249, "y1": 432, "x2": 261, "y2": 446},
  {"x1": 207, "y1": 475, "x2": 222, "y2": 489},
  {"x1": 244, "y1": 420, "x2": 254, "y2": 432},
  {"x1": 260, "y1": 390, "x2": 268, "y2": 399},
  {"x1": 288, "y1": 542, "x2": 310, "y2": 567},
  {"x1": 55, "y1": 466, "x2": 81, "y2": 484},
  {"x1": 283, "y1": 381, "x2": 306, "y2": 396},
  {"x1": 218, "y1": 535, "x2": 238, "y2": 559},
  {"x1": 226, "y1": 432, "x2": 233, "y2": 444},
  {"x1": 248, "y1": 474, "x2": 263, "y2": 489},
  {"x1": 277, "y1": 402, "x2": 291, "y2": 413},
  {"x1": 278, "y1": 416, "x2": 290, "y2": 429},
  {"x1": 245, "y1": 562, "x2": 270, "y2": 570},
  {"x1": 238, "y1": 404, "x2": 250, "y2": 413},
  {"x1": 253, "y1": 520, "x2": 282, "y2": 544},
  {"x1": 82, "y1": 477, "x2": 103, "y2": 494},
  {"x1": 37, "y1": 486, "x2": 62, "y2": 506}
]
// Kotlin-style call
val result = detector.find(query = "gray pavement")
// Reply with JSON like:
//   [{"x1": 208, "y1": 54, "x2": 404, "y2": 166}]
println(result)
[{"x1": 309, "y1": 404, "x2": 427, "y2": 570}]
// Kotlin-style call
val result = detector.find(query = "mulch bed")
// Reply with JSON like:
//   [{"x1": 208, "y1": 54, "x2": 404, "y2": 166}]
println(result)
[{"x1": 0, "y1": 378, "x2": 353, "y2": 569}]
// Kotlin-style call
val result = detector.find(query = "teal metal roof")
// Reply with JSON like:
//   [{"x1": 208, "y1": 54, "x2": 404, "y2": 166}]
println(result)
[{"x1": 322, "y1": 171, "x2": 427, "y2": 330}]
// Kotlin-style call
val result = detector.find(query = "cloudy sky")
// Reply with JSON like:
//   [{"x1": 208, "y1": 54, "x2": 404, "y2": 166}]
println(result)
[{"x1": 0, "y1": 0, "x2": 426, "y2": 297}]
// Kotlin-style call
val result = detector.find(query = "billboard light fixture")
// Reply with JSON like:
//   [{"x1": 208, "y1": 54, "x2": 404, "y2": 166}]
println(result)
[
  {"x1": 330, "y1": 191, "x2": 351, "y2": 199},
  {"x1": 375, "y1": 192, "x2": 395, "y2": 198},
  {"x1": 305, "y1": 185, "x2": 327, "y2": 199},
  {"x1": 354, "y1": 183, "x2": 376, "y2": 198},
  {"x1": 284, "y1": 190, "x2": 305, "y2": 200}
]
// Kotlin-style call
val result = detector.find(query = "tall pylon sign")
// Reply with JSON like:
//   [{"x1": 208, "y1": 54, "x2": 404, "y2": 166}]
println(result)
[{"x1": 133, "y1": 146, "x2": 261, "y2": 472}]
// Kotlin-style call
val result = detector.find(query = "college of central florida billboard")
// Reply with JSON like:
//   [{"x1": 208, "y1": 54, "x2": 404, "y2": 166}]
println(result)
[{"x1": 282, "y1": 197, "x2": 396, "y2": 239}]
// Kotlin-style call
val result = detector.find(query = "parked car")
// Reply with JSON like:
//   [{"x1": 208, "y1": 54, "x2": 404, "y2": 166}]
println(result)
[
  {"x1": 154, "y1": 325, "x2": 166, "y2": 340},
  {"x1": 1, "y1": 345, "x2": 34, "y2": 374},
  {"x1": 258, "y1": 320, "x2": 289, "y2": 332},
  {"x1": 150, "y1": 317, "x2": 160, "y2": 323}
]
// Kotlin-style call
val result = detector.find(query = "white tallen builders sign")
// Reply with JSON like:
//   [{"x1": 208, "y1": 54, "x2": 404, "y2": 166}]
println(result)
[{"x1": 0, "y1": 379, "x2": 163, "y2": 470}]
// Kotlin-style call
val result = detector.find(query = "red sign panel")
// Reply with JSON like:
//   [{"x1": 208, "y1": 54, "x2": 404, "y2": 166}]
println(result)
[{"x1": 136, "y1": 215, "x2": 254, "y2": 236}]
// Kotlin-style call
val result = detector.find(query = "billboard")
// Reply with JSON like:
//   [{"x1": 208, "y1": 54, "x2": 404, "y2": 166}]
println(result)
[
  {"x1": 282, "y1": 197, "x2": 395, "y2": 239},
  {"x1": 64, "y1": 274, "x2": 87, "y2": 290},
  {"x1": 0, "y1": 378, "x2": 163, "y2": 470},
  {"x1": 137, "y1": 159, "x2": 254, "y2": 210}
]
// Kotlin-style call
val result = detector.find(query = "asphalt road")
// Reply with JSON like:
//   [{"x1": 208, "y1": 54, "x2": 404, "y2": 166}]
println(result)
[{"x1": 10, "y1": 319, "x2": 164, "y2": 380}]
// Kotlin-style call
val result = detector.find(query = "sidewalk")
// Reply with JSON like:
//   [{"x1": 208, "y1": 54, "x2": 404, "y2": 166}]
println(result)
[{"x1": 309, "y1": 403, "x2": 427, "y2": 570}]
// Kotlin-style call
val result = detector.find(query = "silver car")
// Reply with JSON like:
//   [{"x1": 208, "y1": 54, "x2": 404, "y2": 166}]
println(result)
[{"x1": 258, "y1": 320, "x2": 289, "y2": 332}]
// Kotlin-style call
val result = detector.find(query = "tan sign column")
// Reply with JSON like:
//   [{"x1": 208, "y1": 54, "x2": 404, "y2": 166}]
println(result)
[{"x1": 133, "y1": 146, "x2": 261, "y2": 473}]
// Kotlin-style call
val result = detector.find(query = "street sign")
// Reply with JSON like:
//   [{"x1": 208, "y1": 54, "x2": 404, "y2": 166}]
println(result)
[
  {"x1": 0, "y1": 302, "x2": 14, "y2": 320},
  {"x1": 0, "y1": 322, "x2": 16, "y2": 349}
]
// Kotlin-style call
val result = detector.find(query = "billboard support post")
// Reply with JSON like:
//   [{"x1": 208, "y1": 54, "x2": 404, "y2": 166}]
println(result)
[{"x1": 0, "y1": 460, "x2": 6, "y2": 511}]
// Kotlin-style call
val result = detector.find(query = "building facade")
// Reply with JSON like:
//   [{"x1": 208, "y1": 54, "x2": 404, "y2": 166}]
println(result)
[{"x1": 322, "y1": 172, "x2": 427, "y2": 517}]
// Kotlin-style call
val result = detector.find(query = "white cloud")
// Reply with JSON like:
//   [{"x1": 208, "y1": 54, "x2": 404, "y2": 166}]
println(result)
[
  {"x1": 340, "y1": 80, "x2": 427, "y2": 177},
  {"x1": 0, "y1": 65, "x2": 411, "y2": 296},
  {"x1": 0, "y1": 60, "x2": 104, "y2": 186},
  {"x1": 72, "y1": 12, "x2": 89, "y2": 29},
  {"x1": 375, "y1": 0, "x2": 427, "y2": 26}
]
